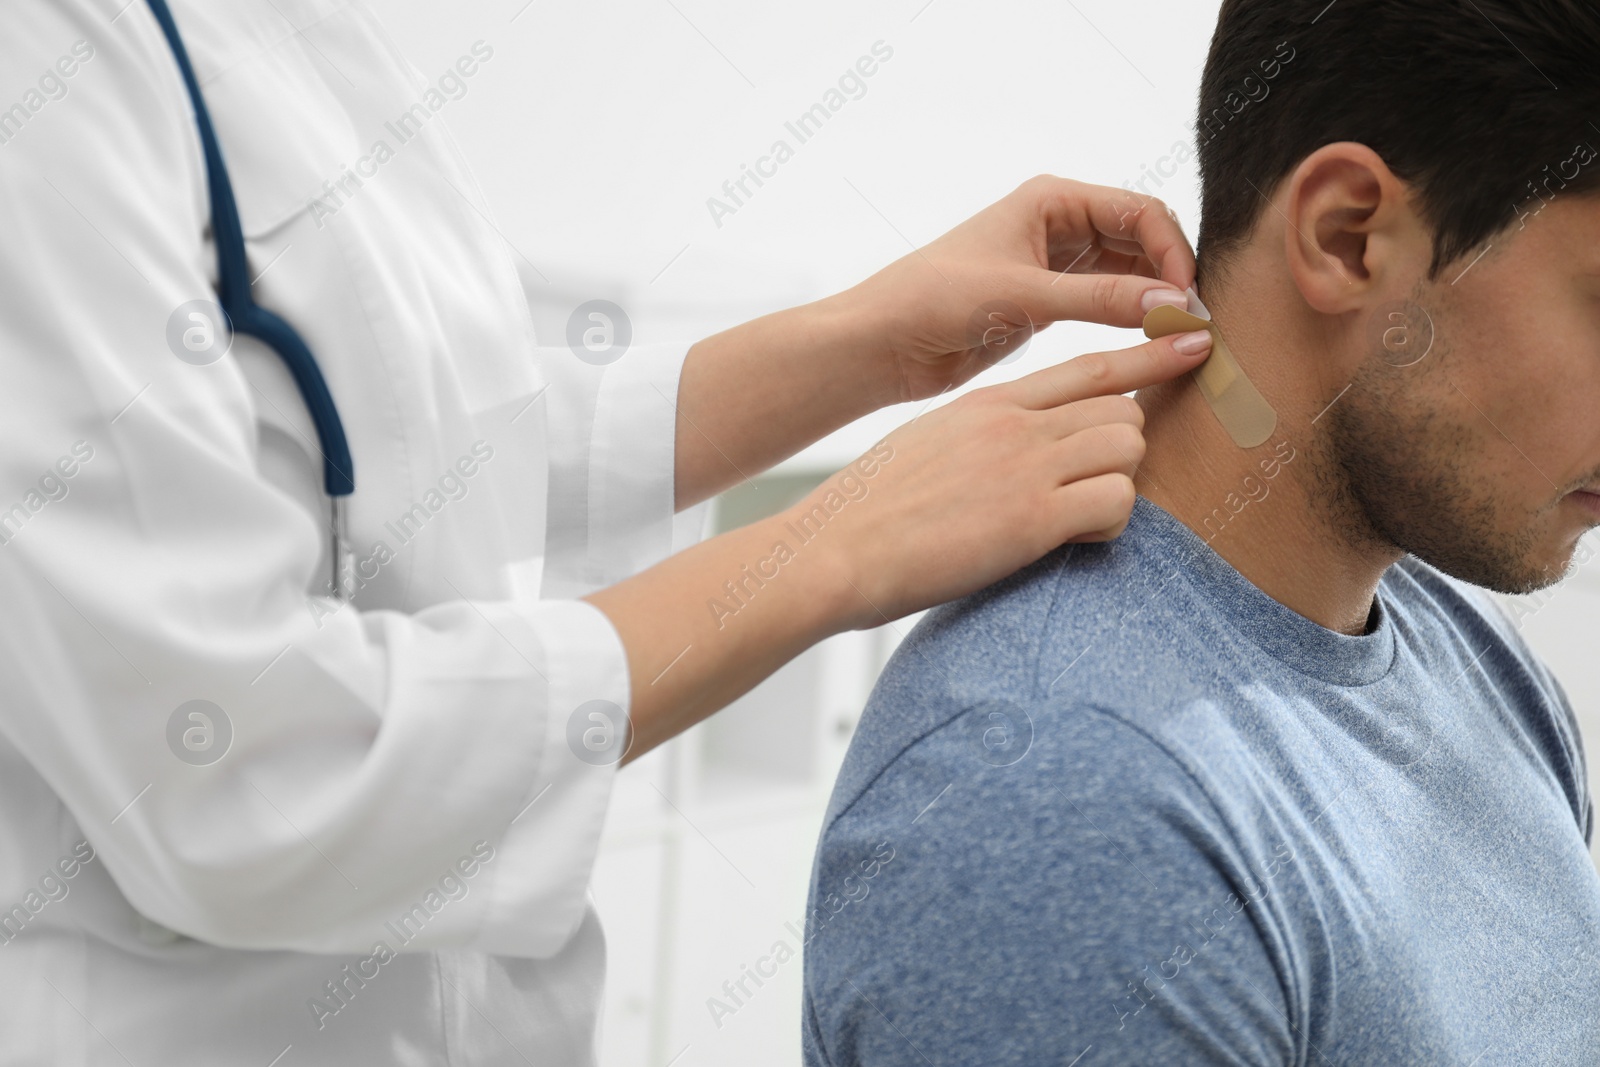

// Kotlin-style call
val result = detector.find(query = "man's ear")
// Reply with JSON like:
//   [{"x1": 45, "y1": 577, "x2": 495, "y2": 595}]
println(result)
[{"x1": 1280, "y1": 142, "x2": 1429, "y2": 314}]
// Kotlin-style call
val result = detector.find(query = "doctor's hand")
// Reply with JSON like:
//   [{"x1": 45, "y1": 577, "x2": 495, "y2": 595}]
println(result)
[
  {"x1": 797, "y1": 329, "x2": 1212, "y2": 630},
  {"x1": 674, "y1": 176, "x2": 1196, "y2": 508},
  {"x1": 845, "y1": 175, "x2": 1197, "y2": 404}
]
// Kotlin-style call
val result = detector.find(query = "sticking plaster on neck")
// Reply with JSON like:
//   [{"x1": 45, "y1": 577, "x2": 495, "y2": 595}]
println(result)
[{"x1": 1143, "y1": 287, "x2": 1278, "y2": 449}]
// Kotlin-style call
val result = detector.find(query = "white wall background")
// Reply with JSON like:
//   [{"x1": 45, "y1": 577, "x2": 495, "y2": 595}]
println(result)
[{"x1": 364, "y1": 2, "x2": 1600, "y2": 1064}]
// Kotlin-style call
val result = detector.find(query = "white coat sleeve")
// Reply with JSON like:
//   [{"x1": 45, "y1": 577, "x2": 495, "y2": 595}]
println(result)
[
  {"x1": 0, "y1": 3, "x2": 674, "y2": 959},
  {"x1": 526, "y1": 275, "x2": 710, "y2": 601}
]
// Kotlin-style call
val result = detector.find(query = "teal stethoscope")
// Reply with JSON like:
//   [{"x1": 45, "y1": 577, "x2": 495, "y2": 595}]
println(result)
[{"x1": 146, "y1": 0, "x2": 357, "y2": 597}]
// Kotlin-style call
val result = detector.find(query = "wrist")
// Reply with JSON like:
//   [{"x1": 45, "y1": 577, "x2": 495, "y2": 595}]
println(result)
[
  {"x1": 766, "y1": 493, "x2": 878, "y2": 636},
  {"x1": 800, "y1": 286, "x2": 905, "y2": 413}
]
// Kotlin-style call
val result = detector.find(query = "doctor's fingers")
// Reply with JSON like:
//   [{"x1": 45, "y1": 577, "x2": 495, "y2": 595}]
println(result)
[
  {"x1": 1072, "y1": 247, "x2": 1163, "y2": 279},
  {"x1": 1055, "y1": 472, "x2": 1142, "y2": 544},
  {"x1": 1034, "y1": 178, "x2": 1195, "y2": 286},
  {"x1": 1007, "y1": 332, "x2": 1213, "y2": 411},
  {"x1": 1042, "y1": 393, "x2": 1145, "y2": 437},
  {"x1": 1051, "y1": 237, "x2": 1168, "y2": 281},
  {"x1": 1013, "y1": 266, "x2": 1189, "y2": 331},
  {"x1": 1049, "y1": 420, "x2": 1147, "y2": 487}
]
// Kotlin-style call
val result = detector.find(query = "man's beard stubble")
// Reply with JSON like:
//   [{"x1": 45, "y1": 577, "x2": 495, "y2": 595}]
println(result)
[{"x1": 1316, "y1": 352, "x2": 1570, "y2": 597}]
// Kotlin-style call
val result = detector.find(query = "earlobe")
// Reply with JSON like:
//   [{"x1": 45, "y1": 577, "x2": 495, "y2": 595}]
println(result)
[{"x1": 1282, "y1": 142, "x2": 1419, "y2": 315}]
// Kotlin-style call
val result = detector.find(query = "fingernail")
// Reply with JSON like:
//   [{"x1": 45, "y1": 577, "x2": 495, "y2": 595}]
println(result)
[
  {"x1": 1141, "y1": 288, "x2": 1189, "y2": 313},
  {"x1": 1171, "y1": 329, "x2": 1213, "y2": 356}
]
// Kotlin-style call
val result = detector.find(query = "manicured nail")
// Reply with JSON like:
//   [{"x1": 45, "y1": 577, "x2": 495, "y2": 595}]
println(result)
[
  {"x1": 1171, "y1": 329, "x2": 1213, "y2": 356},
  {"x1": 1140, "y1": 288, "x2": 1189, "y2": 313}
]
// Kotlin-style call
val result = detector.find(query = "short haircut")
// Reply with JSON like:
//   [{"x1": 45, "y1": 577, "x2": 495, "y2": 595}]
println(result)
[{"x1": 1195, "y1": 0, "x2": 1600, "y2": 281}]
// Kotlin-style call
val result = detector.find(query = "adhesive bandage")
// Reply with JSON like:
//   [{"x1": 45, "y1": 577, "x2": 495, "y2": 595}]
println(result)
[{"x1": 1143, "y1": 288, "x2": 1278, "y2": 448}]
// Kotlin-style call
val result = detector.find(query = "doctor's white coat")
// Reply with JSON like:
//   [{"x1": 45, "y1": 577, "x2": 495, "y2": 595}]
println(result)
[{"x1": 0, "y1": 0, "x2": 700, "y2": 1062}]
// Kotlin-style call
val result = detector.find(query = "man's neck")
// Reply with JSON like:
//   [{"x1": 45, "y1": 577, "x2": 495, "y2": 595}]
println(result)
[{"x1": 1132, "y1": 299, "x2": 1402, "y2": 636}]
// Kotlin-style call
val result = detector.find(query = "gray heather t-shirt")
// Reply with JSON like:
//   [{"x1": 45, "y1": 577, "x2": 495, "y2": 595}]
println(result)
[{"x1": 802, "y1": 497, "x2": 1600, "y2": 1066}]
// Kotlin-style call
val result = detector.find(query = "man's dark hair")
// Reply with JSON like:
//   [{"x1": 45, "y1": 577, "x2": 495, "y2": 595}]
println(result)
[{"x1": 1196, "y1": 0, "x2": 1600, "y2": 281}]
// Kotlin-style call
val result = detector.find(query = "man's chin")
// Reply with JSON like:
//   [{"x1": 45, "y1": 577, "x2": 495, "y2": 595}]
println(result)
[
  {"x1": 1450, "y1": 537, "x2": 1587, "y2": 596},
  {"x1": 1396, "y1": 518, "x2": 1587, "y2": 596}
]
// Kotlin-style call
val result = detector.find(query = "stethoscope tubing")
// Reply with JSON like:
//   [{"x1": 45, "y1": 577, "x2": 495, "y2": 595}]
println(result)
[
  {"x1": 144, "y1": 0, "x2": 356, "y2": 596},
  {"x1": 142, "y1": 0, "x2": 355, "y2": 501}
]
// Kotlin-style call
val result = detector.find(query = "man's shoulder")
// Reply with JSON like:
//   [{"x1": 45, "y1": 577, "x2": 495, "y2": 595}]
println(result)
[
  {"x1": 804, "y1": 667, "x2": 1296, "y2": 1064},
  {"x1": 827, "y1": 526, "x2": 1205, "y2": 819}
]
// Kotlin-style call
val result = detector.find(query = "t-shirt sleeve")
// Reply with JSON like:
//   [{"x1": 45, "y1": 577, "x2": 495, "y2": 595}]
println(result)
[{"x1": 803, "y1": 705, "x2": 1298, "y2": 1067}]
